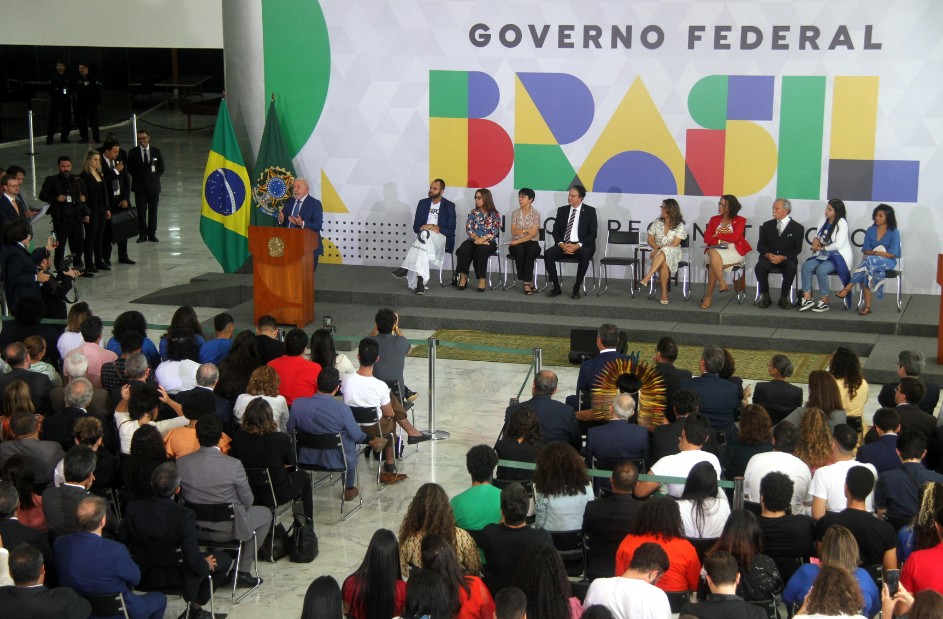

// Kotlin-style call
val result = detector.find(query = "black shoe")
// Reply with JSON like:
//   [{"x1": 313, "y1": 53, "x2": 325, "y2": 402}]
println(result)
[
  {"x1": 548, "y1": 285, "x2": 562, "y2": 297},
  {"x1": 60, "y1": 137, "x2": 71, "y2": 144},
  {"x1": 45, "y1": 138, "x2": 55, "y2": 145},
  {"x1": 148, "y1": 236, "x2": 159, "y2": 242},
  {"x1": 136, "y1": 236, "x2": 147, "y2": 243},
  {"x1": 231, "y1": 571, "x2": 263, "y2": 588},
  {"x1": 79, "y1": 271, "x2": 94, "y2": 278},
  {"x1": 451, "y1": 274, "x2": 458, "y2": 286},
  {"x1": 391, "y1": 267, "x2": 408, "y2": 279},
  {"x1": 95, "y1": 262, "x2": 111, "y2": 271},
  {"x1": 118, "y1": 257, "x2": 136, "y2": 265},
  {"x1": 416, "y1": 276, "x2": 424, "y2": 295},
  {"x1": 404, "y1": 388, "x2": 418, "y2": 402},
  {"x1": 408, "y1": 432, "x2": 432, "y2": 445},
  {"x1": 779, "y1": 296, "x2": 791, "y2": 310},
  {"x1": 759, "y1": 292, "x2": 772, "y2": 308},
  {"x1": 103, "y1": 259, "x2": 112, "y2": 267},
  {"x1": 571, "y1": 285, "x2": 581, "y2": 300},
  {"x1": 85, "y1": 266, "x2": 99, "y2": 274}
]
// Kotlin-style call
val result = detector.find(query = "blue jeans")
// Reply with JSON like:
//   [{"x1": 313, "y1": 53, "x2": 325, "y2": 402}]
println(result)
[{"x1": 801, "y1": 258, "x2": 836, "y2": 296}]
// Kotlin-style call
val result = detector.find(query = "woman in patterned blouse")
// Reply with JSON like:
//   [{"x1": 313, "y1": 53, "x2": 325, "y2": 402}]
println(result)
[
  {"x1": 455, "y1": 189, "x2": 501, "y2": 292},
  {"x1": 508, "y1": 188, "x2": 542, "y2": 295},
  {"x1": 398, "y1": 482, "x2": 481, "y2": 578},
  {"x1": 638, "y1": 198, "x2": 687, "y2": 304}
]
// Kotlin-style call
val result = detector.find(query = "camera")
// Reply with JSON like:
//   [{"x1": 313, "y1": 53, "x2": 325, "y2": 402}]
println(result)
[
  {"x1": 323, "y1": 316, "x2": 336, "y2": 334},
  {"x1": 58, "y1": 254, "x2": 74, "y2": 272}
]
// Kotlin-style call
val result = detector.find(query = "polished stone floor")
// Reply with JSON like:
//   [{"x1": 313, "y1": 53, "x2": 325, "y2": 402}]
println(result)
[{"x1": 0, "y1": 109, "x2": 901, "y2": 619}]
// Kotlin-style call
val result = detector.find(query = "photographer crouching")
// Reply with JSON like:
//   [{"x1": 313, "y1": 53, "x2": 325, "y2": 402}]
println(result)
[
  {"x1": 35, "y1": 251, "x2": 81, "y2": 319},
  {"x1": 0, "y1": 216, "x2": 57, "y2": 310}
]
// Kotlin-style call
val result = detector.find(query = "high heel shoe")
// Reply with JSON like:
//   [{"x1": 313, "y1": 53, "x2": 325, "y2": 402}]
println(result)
[
  {"x1": 701, "y1": 296, "x2": 712, "y2": 309},
  {"x1": 718, "y1": 285, "x2": 730, "y2": 293}
]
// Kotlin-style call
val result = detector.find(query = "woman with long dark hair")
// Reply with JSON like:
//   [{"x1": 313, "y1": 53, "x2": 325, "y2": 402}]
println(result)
[
  {"x1": 104, "y1": 310, "x2": 160, "y2": 367},
  {"x1": 154, "y1": 330, "x2": 200, "y2": 394},
  {"x1": 301, "y1": 575, "x2": 343, "y2": 619},
  {"x1": 454, "y1": 188, "x2": 500, "y2": 292},
  {"x1": 422, "y1": 534, "x2": 494, "y2": 619},
  {"x1": 1, "y1": 380, "x2": 34, "y2": 442},
  {"x1": 533, "y1": 442, "x2": 593, "y2": 531},
  {"x1": 0, "y1": 455, "x2": 45, "y2": 531},
  {"x1": 343, "y1": 529, "x2": 406, "y2": 619},
  {"x1": 799, "y1": 199, "x2": 852, "y2": 313},
  {"x1": 783, "y1": 370, "x2": 847, "y2": 430},
  {"x1": 78, "y1": 150, "x2": 107, "y2": 274},
  {"x1": 310, "y1": 328, "x2": 355, "y2": 375},
  {"x1": 495, "y1": 406, "x2": 544, "y2": 482},
  {"x1": 615, "y1": 496, "x2": 700, "y2": 592},
  {"x1": 678, "y1": 461, "x2": 731, "y2": 538},
  {"x1": 829, "y1": 347, "x2": 869, "y2": 425},
  {"x1": 120, "y1": 424, "x2": 170, "y2": 499},
  {"x1": 723, "y1": 404, "x2": 773, "y2": 479},
  {"x1": 513, "y1": 543, "x2": 583, "y2": 619},
  {"x1": 158, "y1": 306, "x2": 206, "y2": 361},
  {"x1": 702, "y1": 194, "x2": 752, "y2": 309},
  {"x1": 639, "y1": 198, "x2": 687, "y2": 304},
  {"x1": 837, "y1": 204, "x2": 900, "y2": 315},
  {"x1": 703, "y1": 509, "x2": 782, "y2": 601},
  {"x1": 215, "y1": 330, "x2": 264, "y2": 401},
  {"x1": 401, "y1": 569, "x2": 452, "y2": 619},
  {"x1": 399, "y1": 483, "x2": 480, "y2": 577}
]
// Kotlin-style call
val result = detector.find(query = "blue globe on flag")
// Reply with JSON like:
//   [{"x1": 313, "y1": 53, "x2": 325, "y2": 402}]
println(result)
[
  {"x1": 204, "y1": 168, "x2": 247, "y2": 216},
  {"x1": 267, "y1": 176, "x2": 288, "y2": 200}
]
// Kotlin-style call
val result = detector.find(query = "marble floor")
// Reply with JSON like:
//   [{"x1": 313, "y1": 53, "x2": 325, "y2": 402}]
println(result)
[{"x1": 0, "y1": 109, "x2": 901, "y2": 619}]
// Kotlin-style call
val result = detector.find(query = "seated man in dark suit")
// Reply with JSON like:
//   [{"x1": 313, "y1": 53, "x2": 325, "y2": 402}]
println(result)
[
  {"x1": 254, "y1": 315, "x2": 285, "y2": 365},
  {"x1": 0, "y1": 411, "x2": 65, "y2": 487},
  {"x1": 111, "y1": 353, "x2": 175, "y2": 422},
  {"x1": 55, "y1": 496, "x2": 167, "y2": 619},
  {"x1": 0, "y1": 342, "x2": 52, "y2": 416},
  {"x1": 679, "y1": 550, "x2": 768, "y2": 619},
  {"x1": 544, "y1": 184, "x2": 597, "y2": 299},
  {"x1": 653, "y1": 337, "x2": 692, "y2": 419},
  {"x1": 857, "y1": 408, "x2": 903, "y2": 473},
  {"x1": 118, "y1": 463, "x2": 232, "y2": 619},
  {"x1": 505, "y1": 370, "x2": 580, "y2": 451},
  {"x1": 752, "y1": 354, "x2": 804, "y2": 426},
  {"x1": 754, "y1": 198, "x2": 804, "y2": 310},
  {"x1": 878, "y1": 350, "x2": 941, "y2": 415},
  {"x1": 0, "y1": 480, "x2": 58, "y2": 587},
  {"x1": 52, "y1": 416, "x2": 120, "y2": 490},
  {"x1": 582, "y1": 461, "x2": 644, "y2": 579},
  {"x1": 42, "y1": 378, "x2": 115, "y2": 453},
  {"x1": 50, "y1": 353, "x2": 113, "y2": 419},
  {"x1": 565, "y1": 323, "x2": 629, "y2": 411},
  {"x1": 479, "y1": 483, "x2": 553, "y2": 595},
  {"x1": 585, "y1": 393, "x2": 649, "y2": 490},
  {"x1": 875, "y1": 429, "x2": 943, "y2": 523},
  {"x1": 173, "y1": 363, "x2": 233, "y2": 434},
  {"x1": 42, "y1": 445, "x2": 118, "y2": 539},
  {"x1": 866, "y1": 377, "x2": 936, "y2": 444},
  {"x1": 681, "y1": 345, "x2": 740, "y2": 440},
  {"x1": 651, "y1": 389, "x2": 724, "y2": 463},
  {"x1": 0, "y1": 543, "x2": 91, "y2": 619}
]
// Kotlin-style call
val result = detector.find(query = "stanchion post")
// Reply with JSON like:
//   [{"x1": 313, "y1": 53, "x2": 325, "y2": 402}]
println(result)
[
  {"x1": 733, "y1": 478, "x2": 745, "y2": 510},
  {"x1": 427, "y1": 337, "x2": 449, "y2": 441},
  {"x1": 132, "y1": 114, "x2": 138, "y2": 141},
  {"x1": 533, "y1": 347, "x2": 542, "y2": 374},
  {"x1": 26, "y1": 110, "x2": 36, "y2": 156}
]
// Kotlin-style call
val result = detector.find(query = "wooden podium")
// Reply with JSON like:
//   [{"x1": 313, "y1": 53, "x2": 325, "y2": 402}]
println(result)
[{"x1": 248, "y1": 226, "x2": 317, "y2": 328}]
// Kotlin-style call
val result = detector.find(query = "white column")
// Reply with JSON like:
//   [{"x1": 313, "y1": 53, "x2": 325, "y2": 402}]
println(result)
[{"x1": 222, "y1": 0, "x2": 265, "y2": 170}]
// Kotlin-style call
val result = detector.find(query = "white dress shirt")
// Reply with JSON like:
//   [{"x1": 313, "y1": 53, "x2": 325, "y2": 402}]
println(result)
[
  {"x1": 564, "y1": 205, "x2": 582, "y2": 245},
  {"x1": 777, "y1": 215, "x2": 792, "y2": 235}
]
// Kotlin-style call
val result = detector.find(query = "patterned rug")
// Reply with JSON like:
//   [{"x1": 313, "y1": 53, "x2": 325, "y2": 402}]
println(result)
[{"x1": 407, "y1": 329, "x2": 830, "y2": 383}]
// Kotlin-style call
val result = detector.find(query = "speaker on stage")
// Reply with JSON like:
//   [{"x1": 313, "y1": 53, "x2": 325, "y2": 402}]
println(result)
[{"x1": 568, "y1": 328, "x2": 629, "y2": 364}]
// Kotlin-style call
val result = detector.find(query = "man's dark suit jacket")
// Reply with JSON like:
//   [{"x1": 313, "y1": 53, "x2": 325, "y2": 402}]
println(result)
[
  {"x1": 756, "y1": 218, "x2": 804, "y2": 262},
  {"x1": 652, "y1": 416, "x2": 724, "y2": 464},
  {"x1": 280, "y1": 194, "x2": 323, "y2": 257},
  {"x1": 505, "y1": 394, "x2": 580, "y2": 451},
  {"x1": 576, "y1": 351, "x2": 631, "y2": 396},
  {"x1": 101, "y1": 155, "x2": 131, "y2": 212},
  {"x1": 681, "y1": 373, "x2": 740, "y2": 435},
  {"x1": 412, "y1": 197, "x2": 457, "y2": 253},
  {"x1": 0, "y1": 243, "x2": 41, "y2": 310},
  {"x1": 0, "y1": 516, "x2": 58, "y2": 586},
  {"x1": 879, "y1": 380, "x2": 941, "y2": 415},
  {"x1": 50, "y1": 387, "x2": 113, "y2": 418},
  {"x1": 42, "y1": 483, "x2": 119, "y2": 539},
  {"x1": 174, "y1": 385, "x2": 234, "y2": 434},
  {"x1": 0, "y1": 584, "x2": 91, "y2": 619},
  {"x1": 753, "y1": 380, "x2": 804, "y2": 426},
  {"x1": 126, "y1": 144, "x2": 165, "y2": 194},
  {"x1": 856, "y1": 432, "x2": 903, "y2": 473},
  {"x1": 550, "y1": 203, "x2": 597, "y2": 252},
  {"x1": 0, "y1": 367, "x2": 52, "y2": 417},
  {"x1": 584, "y1": 419, "x2": 650, "y2": 478},
  {"x1": 0, "y1": 438, "x2": 64, "y2": 486},
  {"x1": 582, "y1": 493, "x2": 643, "y2": 579},
  {"x1": 41, "y1": 406, "x2": 117, "y2": 454},
  {"x1": 864, "y1": 404, "x2": 936, "y2": 444},
  {"x1": 655, "y1": 362, "x2": 692, "y2": 415},
  {"x1": 0, "y1": 193, "x2": 26, "y2": 229}
]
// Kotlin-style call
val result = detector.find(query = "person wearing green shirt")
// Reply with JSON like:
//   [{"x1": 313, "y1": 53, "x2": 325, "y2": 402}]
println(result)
[{"x1": 451, "y1": 445, "x2": 502, "y2": 533}]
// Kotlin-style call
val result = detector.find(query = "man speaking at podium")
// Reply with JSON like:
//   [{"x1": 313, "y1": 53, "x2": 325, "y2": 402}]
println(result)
[{"x1": 278, "y1": 178, "x2": 323, "y2": 271}]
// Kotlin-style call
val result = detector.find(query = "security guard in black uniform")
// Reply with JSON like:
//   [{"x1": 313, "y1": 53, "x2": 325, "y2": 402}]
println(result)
[
  {"x1": 38, "y1": 155, "x2": 90, "y2": 272},
  {"x1": 46, "y1": 61, "x2": 72, "y2": 145},
  {"x1": 74, "y1": 61, "x2": 102, "y2": 144}
]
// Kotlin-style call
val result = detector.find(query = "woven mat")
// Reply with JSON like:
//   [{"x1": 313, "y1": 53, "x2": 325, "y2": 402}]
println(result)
[{"x1": 407, "y1": 329, "x2": 830, "y2": 383}]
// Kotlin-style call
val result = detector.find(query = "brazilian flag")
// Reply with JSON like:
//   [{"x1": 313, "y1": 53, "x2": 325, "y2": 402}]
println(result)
[{"x1": 200, "y1": 99, "x2": 251, "y2": 272}]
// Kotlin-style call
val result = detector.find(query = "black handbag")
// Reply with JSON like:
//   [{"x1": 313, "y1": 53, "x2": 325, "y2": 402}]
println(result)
[
  {"x1": 258, "y1": 522, "x2": 290, "y2": 562},
  {"x1": 288, "y1": 512, "x2": 318, "y2": 563},
  {"x1": 109, "y1": 207, "x2": 139, "y2": 244}
]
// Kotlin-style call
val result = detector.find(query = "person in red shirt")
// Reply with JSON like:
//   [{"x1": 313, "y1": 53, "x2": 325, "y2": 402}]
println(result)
[
  {"x1": 343, "y1": 529, "x2": 406, "y2": 619},
  {"x1": 422, "y1": 533, "x2": 494, "y2": 619},
  {"x1": 267, "y1": 329, "x2": 321, "y2": 406},
  {"x1": 615, "y1": 496, "x2": 700, "y2": 593},
  {"x1": 901, "y1": 505, "x2": 943, "y2": 594}
]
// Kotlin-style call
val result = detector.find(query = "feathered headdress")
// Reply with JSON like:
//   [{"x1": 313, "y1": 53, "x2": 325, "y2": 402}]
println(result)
[{"x1": 590, "y1": 352, "x2": 668, "y2": 427}]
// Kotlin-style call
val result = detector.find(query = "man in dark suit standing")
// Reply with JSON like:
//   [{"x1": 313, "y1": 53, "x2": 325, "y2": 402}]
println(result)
[
  {"x1": 0, "y1": 544, "x2": 87, "y2": 618},
  {"x1": 38, "y1": 156, "x2": 89, "y2": 271},
  {"x1": 505, "y1": 370, "x2": 581, "y2": 452},
  {"x1": 565, "y1": 324, "x2": 629, "y2": 411},
  {"x1": 1, "y1": 173, "x2": 40, "y2": 229},
  {"x1": 0, "y1": 481, "x2": 59, "y2": 587},
  {"x1": 866, "y1": 377, "x2": 936, "y2": 444},
  {"x1": 582, "y1": 461, "x2": 643, "y2": 580},
  {"x1": 545, "y1": 184, "x2": 597, "y2": 299},
  {"x1": 0, "y1": 412, "x2": 64, "y2": 487},
  {"x1": 391, "y1": 179, "x2": 457, "y2": 294},
  {"x1": 0, "y1": 342, "x2": 52, "y2": 417},
  {"x1": 42, "y1": 446, "x2": 119, "y2": 539},
  {"x1": 45, "y1": 60, "x2": 72, "y2": 145},
  {"x1": 857, "y1": 408, "x2": 903, "y2": 473},
  {"x1": 754, "y1": 198, "x2": 804, "y2": 309},
  {"x1": 278, "y1": 178, "x2": 323, "y2": 271},
  {"x1": 585, "y1": 394, "x2": 650, "y2": 490},
  {"x1": 653, "y1": 337, "x2": 691, "y2": 416},
  {"x1": 681, "y1": 345, "x2": 741, "y2": 440},
  {"x1": 100, "y1": 140, "x2": 136, "y2": 266},
  {"x1": 127, "y1": 130, "x2": 165, "y2": 243},
  {"x1": 651, "y1": 389, "x2": 724, "y2": 463},
  {"x1": 877, "y1": 350, "x2": 941, "y2": 416}
]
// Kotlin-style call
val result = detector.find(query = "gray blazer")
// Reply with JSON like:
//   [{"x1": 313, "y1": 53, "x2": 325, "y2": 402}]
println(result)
[
  {"x1": 42, "y1": 483, "x2": 119, "y2": 538},
  {"x1": 177, "y1": 446, "x2": 256, "y2": 541},
  {"x1": 782, "y1": 406, "x2": 847, "y2": 432},
  {"x1": 0, "y1": 437, "x2": 65, "y2": 485}
]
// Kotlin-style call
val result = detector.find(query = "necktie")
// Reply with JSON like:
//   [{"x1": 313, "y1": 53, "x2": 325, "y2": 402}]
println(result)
[
  {"x1": 777, "y1": 220, "x2": 783, "y2": 235},
  {"x1": 143, "y1": 147, "x2": 149, "y2": 165},
  {"x1": 565, "y1": 208, "x2": 577, "y2": 242}
]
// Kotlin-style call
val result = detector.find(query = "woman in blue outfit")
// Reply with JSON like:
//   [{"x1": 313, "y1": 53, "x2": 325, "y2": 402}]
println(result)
[
  {"x1": 105, "y1": 310, "x2": 161, "y2": 367},
  {"x1": 158, "y1": 305, "x2": 206, "y2": 361},
  {"x1": 799, "y1": 199, "x2": 852, "y2": 313},
  {"x1": 454, "y1": 188, "x2": 500, "y2": 293},
  {"x1": 836, "y1": 204, "x2": 900, "y2": 316}
]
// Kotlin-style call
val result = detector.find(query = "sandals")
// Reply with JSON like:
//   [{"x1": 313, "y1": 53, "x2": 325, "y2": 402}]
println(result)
[
  {"x1": 836, "y1": 289, "x2": 850, "y2": 299},
  {"x1": 859, "y1": 306, "x2": 872, "y2": 315},
  {"x1": 718, "y1": 285, "x2": 730, "y2": 293},
  {"x1": 524, "y1": 283, "x2": 534, "y2": 296}
]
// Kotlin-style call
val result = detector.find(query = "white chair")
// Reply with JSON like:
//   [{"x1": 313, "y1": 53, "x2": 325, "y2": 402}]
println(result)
[
  {"x1": 646, "y1": 234, "x2": 692, "y2": 302},
  {"x1": 855, "y1": 242, "x2": 904, "y2": 312}
]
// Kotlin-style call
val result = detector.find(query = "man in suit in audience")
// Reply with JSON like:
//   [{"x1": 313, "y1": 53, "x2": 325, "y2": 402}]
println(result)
[
  {"x1": 0, "y1": 342, "x2": 52, "y2": 417},
  {"x1": 857, "y1": 408, "x2": 903, "y2": 473},
  {"x1": 126, "y1": 129, "x2": 165, "y2": 243},
  {"x1": 42, "y1": 379, "x2": 106, "y2": 452},
  {"x1": 0, "y1": 412, "x2": 64, "y2": 487},
  {"x1": 866, "y1": 377, "x2": 936, "y2": 444},
  {"x1": 118, "y1": 463, "x2": 231, "y2": 619},
  {"x1": 51, "y1": 354, "x2": 114, "y2": 421},
  {"x1": 56, "y1": 496, "x2": 167, "y2": 619},
  {"x1": 651, "y1": 389, "x2": 724, "y2": 463},
  {"x1": 177, "y1": 415, "x2": 269, "y2": 589},
  {"x1": 255, "y1": 315, "x2": 285, "y2": 364},
  {"x1": 42, "y1": 445, "x2": 118, "y2": 539},
  {"x1": 565, "y1": 323, "x2": 629, "y2": 411},
  {"x1": 585, "y1": 394, "x2": 650, "y2": 490},
  {"x1": 100, "y1": 139, "x2": 136, "y2": 266},
  {"x1": 0, "y1": 543, "x2": 88, "y2": 619},
  {"x1": 545, "y1": 184, "x2": 597, "y2": 299},
  {"x1": 506, "y1": 370, "x2": 581, "y2": 451},
  {"x1": 52, "y1": 416, "x2": 120, "y2": 491},
  {"x1": 875, "y1": 430, "x2": 943, "y2": 523},
  {"x1": 752, "y1": 354, "x2": 804, "y2": 426},
  {"x1": 653, "y1": 337, "x2": 691, "y2": 417},
  {"x1": 582, "y1": 461, "x2": 644, "y2": 580},
  {"x1": 0, "y1": 481, "x2": 58, "y2": 587},
  {"x1": 278, "y1": 178, "x2": 323, "y2": 271},
  {"x1": 681, "y1": 345, "x2": 740, "y2": 441},
  {"x1": 878, "y1": 350, "x2": 941, "y2": 416},
  {"x1": 173, "y1": 363, "x2": 234, "y2": 434},
  {"x1": 754, "y1": 198, "x2": 804, "y2": 310}
]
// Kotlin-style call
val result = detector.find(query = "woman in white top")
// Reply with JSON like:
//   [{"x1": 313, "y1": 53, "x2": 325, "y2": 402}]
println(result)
[
  {"x1": 639, "y1": 199, "x2": 687, "y2": 304},
  {"x1": 114, "y1": 383, "x2": 187, "y2": 454},
  {"x1": 155, "y1": 330, "x2": 200, "y2": 394},
  {"x1": 234, "y1": 365, "x2": 290, "y2": 432},
  {"x1": 309, "y1": 328, "x2": 355, "y2": 376},
  {"x1": 799, "y1": 199, "x2": 852, "y2": 313},
  {"x1": 533, "y1": 442, "x2": 595, "y2": 531},
  {"x1": 677, "y1": 461, "x2": 731, "y2": 539},
  {"x1": 56, "y1": 302, "x2": 92, "y2": 360}
]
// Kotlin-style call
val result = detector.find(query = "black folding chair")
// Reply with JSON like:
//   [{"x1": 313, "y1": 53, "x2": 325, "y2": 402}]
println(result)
[
  {"x1": 549, "y1": 529, "x2": 584, "y2": 577},
  {"x1": 383, "y1": 380, "x2": 419, "y2": 461},
  {"x1": 349, "y1": 406, "x2": 398, "y2": 487},
  {"x1": 245, "y1": 467, "x2": 295, "y2": 562},
  {"x1": 747, "y1": 598, "x2": 780, "y2": 619},
  {"x1": 597, "y1": 230, "x2": 640, "y2": 297},
  {"x1": 293, "y1": 430, "x2": 363, "y2": 520},
  {"x1": 503, "y1": 229, "x2": 547, "y2": 292},
  {"x1": 81, "y1": 592, "x2": 130, "y2": 619},
  {"x1": 666, "y1": 591, "x2": 691, "y2": 613},
  {"x1": 130, "y1": 544, "x2": 219, "y2": 618}
]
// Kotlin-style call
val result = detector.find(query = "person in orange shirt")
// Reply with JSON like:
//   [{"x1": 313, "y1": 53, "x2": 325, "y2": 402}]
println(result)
[{"x1": 164, "y1": 390, "x2": 231, "y2": 459}]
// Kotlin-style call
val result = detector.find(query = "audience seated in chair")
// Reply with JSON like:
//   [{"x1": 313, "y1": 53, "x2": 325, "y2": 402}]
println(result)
[
  {"x1": 110, "y1": 352, "x2": 172, "y2": 422},
  {"x1": 0, "y1": 480, "x2": 58, "y2": 586},
  {"x1": 0, "y1": 411, "x2": 64, "y2": 487},
  {"x1": 55, "y1": 495, "x2": 167, "y2": 619},
  {"x1": 267, "y1": 328, "x2": 322, "y2": 406},
  {"x1": 495, "y1": 406, "x2": 545, "y2": 484},
  {"x1": 754, "y1": 472, "x2": 815, "y2": 580},
  {"x1": 744, "y1": 421, "x2": 812, "y2": 516},
  {"x1": 199, "y1": 312, "x2": 234, "y2": 365},
  {"x1": 857, "y1": 408, "x2": 903, "y2": 473},
  {"x1": 878, "y1": 350, "x2": 940, "y2": 416},
  {"x1": 163, "y1": 389, "x2": 232, "y2": 459},
  {"x1": 342, "y1": 529, "x2": 407, "y2": 619},
  {"x1": 796, "y1": 564, "x2": 869, "y2": 619},
  {"x1": 506, "y1": 370, "x2": 580, "y2": 451},
  {"x1": 0, "y1": 543, "x2": 90, "y2": 619},
  {"x1": 173, "y1": 363, "x2": 235, "y2": 435},
  {"x1": 512, "y1": 543, "x2": 583, "y2": 619},
  {"x1": 565, "y1": 324, "x2": 629, "y2": 411},
  {"x1": 652, "y1": 337, "x2": 692, "y2": 420},
  {"x1": 53, "y1": 416, "x2": 120, "y2": 491},
  {"x1": 422, "y1": 533, "x2": 495, "y2": 619},
  {"x1": 678, "y1": 462, "x2": 731, "y2": 539},
  {"x1": 533, "y1": 442, "x2": 594, "y2": 532},
  {"x1": 52, "y1": 353, "x2": 113, "y2": 420},
  {"x1": 64, "y1": 315, "x2": 118, "y2": 389},
  {"x1": 582, "y1": 461, "x2": 643, "y2": 580},
  {"x1": 117, "y1": 462, "x2": 232, "y2": 619},
  {"x1": 585, "y1": 393, "x2": 650, "y2": 491},
  {"x1": 400, "y1": 568, "x2": 453, "y2": 619},
  {"x1": 451, "y1": 445, "x2": 502, "y2": 533},
  {"x1": 0, "y1": 342, "x2": 52, "y2": 417},
  {"x1": 24, "y1": 334, "x2": 61, "y2": 388},
  {"x1": 751, "y1": 354, "x2": 803, "y2": 426},
  {"x1": 697, "y1": 509, "x2": 782, "y2": 602},
  {"x1": 253, "y1": 315, "x2": 285, "y2": 365},
  {"x1": 369, "y1": 307, "x2": 419, "y2": 404},
  {"x1": 865, "y1": 376, "x2": 936, "y2": 445},
  {"x1": 101, "y1": 330, "x2": 156, "y2": 392},
  {"x1": 155, "y1": 330, "x2": 202, "y2": 396},
  {"x1": 651, "y1": 390, "x2": 724, "y2": 464},
  {"x1": 584, "y1": 542, "x2": 672, "y2": 619},
  {"x1": 722, "y1": 404, "x2": 773, "y2": 480},
  {"x1": 876, "y1": 429, "x2": 943, "y2": 523},
  {"x1": 115, "y1": 382, "x2": 187, "y2": 455},
  {"x1": 233, "y1": 365, "x2": 289, "y2": 432},
  {"x1": 810, "y1": 425, "x2": 878, "y2": 519},
  {"x1": 215, "y1": 330, "x2": 265, "y2": 402},
  {"x1": 43, "y1": 378, "x2": 111, "y2": 453},
  {"x1": 493, "y1": 587, "x2": 527, "y2": 619},
  {"x1": 680, "y1": 345, "x2": 740, "y2": 442},
  {"x1": 636, "y1": 412, "x2": 721, "y2": 499},
  {"x1": 120, "y1": 425, "x2": 169, "y2": 501},
  {"x1": 42, "y1": 445, "x2": 119, "y2": 539},
  {"x1": 900, "y1": 499, "x2": 943, "y2": 594},
  {"x1": 680, "y1": 550, "x2": 767, "y2": 619},
  {"x1": 399, "y1": 482, "x2": 480, "y2": 578}
]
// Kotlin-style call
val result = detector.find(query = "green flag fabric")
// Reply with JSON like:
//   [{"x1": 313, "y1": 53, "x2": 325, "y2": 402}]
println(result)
[
  {"x1": 250, "y1": 99, "x2": 297, "y2": 227},
  {"x1": 200, "y1": 100, "x2": 251, "y2": 272}
]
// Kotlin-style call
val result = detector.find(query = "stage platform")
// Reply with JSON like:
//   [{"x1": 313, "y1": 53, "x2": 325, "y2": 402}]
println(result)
[{"x1": 132, "y1": 263, "x2": 942, "y2": 385}]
